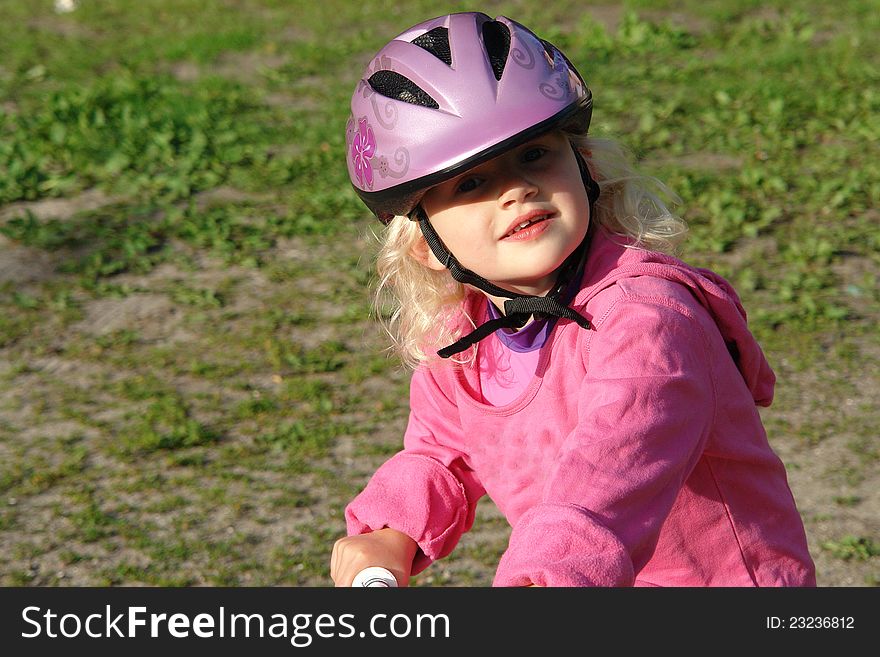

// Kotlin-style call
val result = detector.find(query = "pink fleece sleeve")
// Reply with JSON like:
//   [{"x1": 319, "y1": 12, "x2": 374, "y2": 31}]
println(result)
[
  {"x1": 494, "y1": 294, "x2": 717, "y2": 586},
  {"x1": 345, "y1": 366, "x2": 486, "y2": 574}
]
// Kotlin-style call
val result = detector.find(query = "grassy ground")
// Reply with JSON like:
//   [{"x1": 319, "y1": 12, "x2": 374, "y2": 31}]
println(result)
[{"x1": 0, "y1": 0, "x2": 877, "y2": 587}]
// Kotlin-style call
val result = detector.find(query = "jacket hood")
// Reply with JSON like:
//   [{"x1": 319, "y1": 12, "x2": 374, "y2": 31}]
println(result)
[{"x1": 577, "y1": 229, "x2": 776, "y2": 406}]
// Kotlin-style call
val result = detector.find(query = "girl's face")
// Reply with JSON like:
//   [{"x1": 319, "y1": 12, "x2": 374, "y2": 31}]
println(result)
[{"x1": 419, "y1": 130, "x2": 591, "y2": 298}]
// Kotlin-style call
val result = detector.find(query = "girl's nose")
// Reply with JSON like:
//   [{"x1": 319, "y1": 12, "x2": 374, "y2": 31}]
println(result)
[{"x1": 498, "y1": 174, "x2": 539, "y2": 208}]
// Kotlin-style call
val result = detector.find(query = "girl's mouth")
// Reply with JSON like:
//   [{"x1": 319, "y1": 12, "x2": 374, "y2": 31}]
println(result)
[{"x1": 501, "y1": 212, "x2": 554, "y2": 240}]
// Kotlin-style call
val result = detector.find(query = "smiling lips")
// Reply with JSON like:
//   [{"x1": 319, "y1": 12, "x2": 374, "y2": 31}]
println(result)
[{"x1": 501, "y1": 210, "x2": 554, "y2": 240}]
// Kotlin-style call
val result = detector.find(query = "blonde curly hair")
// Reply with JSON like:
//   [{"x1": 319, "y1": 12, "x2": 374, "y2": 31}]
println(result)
[{"x1": 370, "y1": 133, "x2": 688, "y2": 369}]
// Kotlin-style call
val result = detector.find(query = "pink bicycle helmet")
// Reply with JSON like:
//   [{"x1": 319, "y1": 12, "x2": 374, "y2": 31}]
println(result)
[{"x1": 345, "y1": 11, "x2": 593, "y2": 223}]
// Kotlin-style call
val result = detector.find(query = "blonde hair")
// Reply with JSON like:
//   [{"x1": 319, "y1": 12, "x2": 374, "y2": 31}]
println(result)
[{"x1": 371, "y1": 134, "x2": 688, "y2": 369}]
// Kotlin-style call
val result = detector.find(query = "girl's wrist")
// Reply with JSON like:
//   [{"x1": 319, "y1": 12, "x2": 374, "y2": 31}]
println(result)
[{"x1": 374, "y1": 527, "x2": 419, "y2": 560}]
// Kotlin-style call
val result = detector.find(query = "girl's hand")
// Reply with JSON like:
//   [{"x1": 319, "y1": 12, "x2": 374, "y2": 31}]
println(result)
[{"x1": 330, "y1": 527, "x2": 418, "y2": 587}]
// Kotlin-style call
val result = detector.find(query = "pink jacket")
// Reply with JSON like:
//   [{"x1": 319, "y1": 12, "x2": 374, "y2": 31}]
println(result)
[{"x1": 346, "y1": 228, "x2": 816, "y2": 586}]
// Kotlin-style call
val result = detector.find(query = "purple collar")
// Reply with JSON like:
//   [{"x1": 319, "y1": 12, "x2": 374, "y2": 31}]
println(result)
[{"x1": 485, "y1": 274, "x2": 581, "y2": 353}]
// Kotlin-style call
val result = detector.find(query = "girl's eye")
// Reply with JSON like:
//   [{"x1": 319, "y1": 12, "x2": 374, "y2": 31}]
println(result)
[
  {"x1": 456, "y1": 177, "x2": 482, "y2": 193},
  {"x1": 522, "y1": 147, "x2": 547, "y2": 163}
]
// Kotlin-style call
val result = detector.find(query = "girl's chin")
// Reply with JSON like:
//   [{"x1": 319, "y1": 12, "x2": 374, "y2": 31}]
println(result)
[{"x1": 462, "y1": 262, "x2": 568, "y2": 297}]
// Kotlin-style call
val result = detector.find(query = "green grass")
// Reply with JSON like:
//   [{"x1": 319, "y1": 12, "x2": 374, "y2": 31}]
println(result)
[
  {"x1": 1, "y1": 0, "x2": 878, "y2": 587},
  {"x1": 821, "y1": 536, "x2": 880, "y2": 561}
]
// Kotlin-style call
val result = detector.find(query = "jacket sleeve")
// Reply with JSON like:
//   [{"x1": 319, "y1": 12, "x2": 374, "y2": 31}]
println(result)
[
  {"x1": 345, "y1": 365, "x2": 486, "y2": 575},
  {"x1": 494, "y1": 290, "x2": 718, "y2": 586}
]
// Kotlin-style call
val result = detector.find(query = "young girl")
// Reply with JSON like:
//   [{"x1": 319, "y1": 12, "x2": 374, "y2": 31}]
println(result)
[{"x1": 331, "y1": 12, "x2": 816, "y2": 587}]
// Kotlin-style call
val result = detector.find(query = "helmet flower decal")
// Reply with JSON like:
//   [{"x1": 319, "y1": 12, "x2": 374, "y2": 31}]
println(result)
[{"x1": 351, "y1": 118, "x2": 377, "y2": 189}]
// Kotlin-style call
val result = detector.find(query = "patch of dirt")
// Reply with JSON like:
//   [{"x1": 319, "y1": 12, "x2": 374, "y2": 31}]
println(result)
[
  {"x1": 0, "y1": 188, "x2": 129, "y2": 285},
  {"x1": 583, "y1": 4, "x2": 627, "y2": 33},
  {"x1": 192, "y1": 186, "x2": 272, "y2": 210},
  {"x1": 0, "y1": 188, "x2": 121, "y2": 222},
  {"x1": 0, "y1": 186, "x2": 269, "y2": 288},
  {"x1": 831, "y1": 253, "x2": 879, "y2": 314},
  {"x1": 75, "y1": 294, "x2": 184, "y2": 341},
  {"x1": 0, "y1": 234, "x2": 60, "y2": 284},
  {"x1": 642, "y1": 152, "x2": 745, "y2": 172},
  {"x1": 170, "y1": 61, "x2": 200, "y2": 83},
  {"x1": 639, "y1": 9, "x2": 713, "y2": 34},
  {"x1": 263, "y1": 91, "x2": 323, "y2": 112},
  {"x1": 26, "y1": 16, "x2": 98, "y2": 39},
  {"x1": 170, "y1": 51, "x2": 288, "y2": 84},
  {"x1": 216, "y1": 51, "x2": 288, "y2": 81}
]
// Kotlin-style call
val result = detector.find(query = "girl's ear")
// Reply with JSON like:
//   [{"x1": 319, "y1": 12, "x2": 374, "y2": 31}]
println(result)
[
  {"x1": 409, "y1": 236, "x2": 431, "y2": 266},
  {"x1": 409, "y1": 236, "x2": 446, "y2": 271}
]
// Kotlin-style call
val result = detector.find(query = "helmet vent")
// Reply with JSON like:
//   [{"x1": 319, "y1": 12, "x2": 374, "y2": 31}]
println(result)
[
  {"x1": 412, "y1": 27, "x2": 452, "y2": 66},
  {"x1": 482, "y1": 20, "x2": 511, "y2": 81},
  {"x1": 368, "y1": 70, "x2": 440, "y2": 109}
]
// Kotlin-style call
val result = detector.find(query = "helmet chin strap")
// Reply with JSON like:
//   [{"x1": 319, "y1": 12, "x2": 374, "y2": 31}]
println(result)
[{"x1": 412, "y1": 144, "x2": 600, "y2": 359}]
